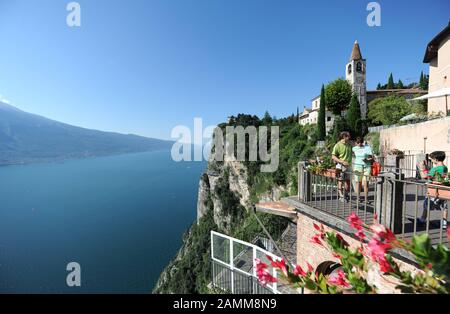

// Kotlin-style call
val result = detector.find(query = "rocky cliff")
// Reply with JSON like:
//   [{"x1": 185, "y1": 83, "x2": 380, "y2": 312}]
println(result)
[{"x1": 153, "y1": 157, "x2": 287, "y2": 293}]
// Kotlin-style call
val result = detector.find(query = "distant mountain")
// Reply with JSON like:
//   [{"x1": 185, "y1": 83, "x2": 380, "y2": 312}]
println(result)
[{"x1": 0, "y1": 101, "x2": 173, "y2": 165}]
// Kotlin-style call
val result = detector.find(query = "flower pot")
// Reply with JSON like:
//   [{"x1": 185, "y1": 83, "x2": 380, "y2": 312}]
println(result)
[
  {"x1": 322, "y1": 169, "x2": 338, "y2": 178},
  {"x1": 427, "y1": 183, "x2": 450, "y2": 200}
]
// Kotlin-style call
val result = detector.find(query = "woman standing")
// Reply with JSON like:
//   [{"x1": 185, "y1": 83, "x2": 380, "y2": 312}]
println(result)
[{"x1": 352, "y1": 137, "x2": 373, "y2": 203}]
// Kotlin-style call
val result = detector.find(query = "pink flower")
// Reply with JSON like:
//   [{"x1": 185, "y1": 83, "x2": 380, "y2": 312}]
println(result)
[
  {"x1": 367, "y1": 239, "x2": 394, "y2": 273},
  {"x1": 267, "y1": 255, "x2": 288, "y2": 276},
  {"x1": 293, "y1": 265, "x2": 307, "y2": 277},
  {"x1": 311, "y1": 234, "x2": 323, "y2": 246},
  {"x1": 378, "y1": 256, "x2": 393, "y2": 273},
  {"x1": 355, "y1": 230, "x2": 366, "y2": 240},
  {"x1": 368, "y1": 238, "x2": 391, "y2": 260},
  {"x1": 328, "y1": 270, "x2": 350, "y2": 288},
  {"x1": 306, "y1": 262, "x2": 314, "y2": 273},
  {"x1": 370, "y1": 224, "x2": 397, "y2": 244},
  {"x1": 313, "y1": 223, "x2": 325, "y2": 232},
  {"x1": 255, "y1": 259, "x2": 277, "y2": 286},
  {"x1": 332, "y1": 253, "x2": 342, "y2": 259},
  {"x1": 347, "y1": 213, "x2": 363, "y2": 231}
]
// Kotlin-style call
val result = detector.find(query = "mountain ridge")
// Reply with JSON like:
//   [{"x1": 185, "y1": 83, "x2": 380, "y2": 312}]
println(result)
[{"x1": 0, "y1": 101, "x2": 173, "y2": 165}]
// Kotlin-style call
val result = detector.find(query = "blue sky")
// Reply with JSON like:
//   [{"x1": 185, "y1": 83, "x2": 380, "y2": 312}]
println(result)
[{"x1": 0, "y1": 0, "x2": 448, "y2": 140}]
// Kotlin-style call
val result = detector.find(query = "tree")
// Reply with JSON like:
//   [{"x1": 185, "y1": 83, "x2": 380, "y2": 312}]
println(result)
[
  {"x1": 420, "y1": 73, "x2": 429, "y2": 90},
  {"x1": 368, "y1": 95, "x2": 412, "y2": 126},
  {"x1": 325, "y1": 78, "x2": 352, "y2": 115},
  {"x1": 397, "y1": 79, "x2": 404, "y2": 89},
  {"x1": 347, "y1": 93, "x2": 361, "y2": 137},
  {"x1": 262, "y1": 111, "x2": 273, "y2": 126},
  {"x1": 387, "y1": 73, "x2": 395, "y2": 89},
  {"x1": 317, "y1": 84, "x2": 327, "y2": 140},
  {"x1": 376, "y1": 83, "x2": 382, "y2": 90}
]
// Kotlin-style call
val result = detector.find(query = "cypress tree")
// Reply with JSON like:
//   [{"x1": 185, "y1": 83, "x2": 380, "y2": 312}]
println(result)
[
  {"x1": 317, "y1": 84, "x2": 326, "y2": 140},
  {"x1": 347, "y1": 93, "x2": 361, "y2": 137},
  {"x1": 387, "y1": 73, "x2": 395, "y2": 89},
  {"x1": 397, "y1": 79, "x2": 404, "y2": 89},
  {"x1": 376, "y1": 83, "x2": 382, "y2": 90},
  {"x1": 419, "y1": 71, "x2": 424, "y2": 89}
]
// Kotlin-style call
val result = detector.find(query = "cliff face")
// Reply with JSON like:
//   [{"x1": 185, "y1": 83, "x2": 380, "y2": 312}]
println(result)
[
  {"x1": 197, "y1": 158, "x2": 251, "y2": 231},
  {"x1": 154, "y1": 115, "x2": 311, "y2": 293}
]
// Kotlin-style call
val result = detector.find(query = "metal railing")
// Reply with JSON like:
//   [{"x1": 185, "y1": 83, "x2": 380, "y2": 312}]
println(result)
[
  {"x1": 298, "y1": 162, "x2": 449, "y2": 247},
  {"x1": 377, "y1": 153, "x2": 450, "y2": 179},
  {"x1": 210, "y1": 231, "x2": 299, "y2": 294}
]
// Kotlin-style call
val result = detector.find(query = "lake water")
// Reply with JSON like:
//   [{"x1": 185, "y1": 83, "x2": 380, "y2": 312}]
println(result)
[{"x1": 0, "y1": 150, "x2": 206, "y2": 293}]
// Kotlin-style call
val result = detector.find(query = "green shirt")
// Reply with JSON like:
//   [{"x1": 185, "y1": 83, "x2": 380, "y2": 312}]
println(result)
[
  {"x1": 332, "y1": 141, "x2": 353, "y2": 164},
  {"x1": 353, "y1": 145, "x2": 373, "y2": 167},
  {"x1": 428, "y1": 165, "x2": 448, "y2": 181}
]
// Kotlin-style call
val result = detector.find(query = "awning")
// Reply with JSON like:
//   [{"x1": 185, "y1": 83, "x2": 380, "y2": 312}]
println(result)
[{"x1": 411, "y1": 87, "x2": 450, "y2": 101}]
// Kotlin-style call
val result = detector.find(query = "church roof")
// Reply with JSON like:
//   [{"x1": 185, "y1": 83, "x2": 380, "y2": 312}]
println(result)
[{"x1": 349, "y1": 40, "x2": 363, "y2": 61}]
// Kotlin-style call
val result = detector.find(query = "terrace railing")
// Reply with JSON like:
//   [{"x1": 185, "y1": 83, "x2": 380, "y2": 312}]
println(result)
[{"x1": 298, "y1": 162, "x2": 449, "y2": 247}]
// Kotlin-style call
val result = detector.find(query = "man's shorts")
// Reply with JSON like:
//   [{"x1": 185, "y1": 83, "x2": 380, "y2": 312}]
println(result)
[
  {"x1": 336, "y1": 165, "x2": 351, "y2": 181},
  {"x1": 353, "y1": 165, "x2": 371, "y2": 183}
]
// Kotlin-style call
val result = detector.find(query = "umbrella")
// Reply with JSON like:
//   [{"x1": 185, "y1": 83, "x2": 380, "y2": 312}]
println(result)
[{"x1": 410, "y1": 87, "x2": 450, "y2": 114}]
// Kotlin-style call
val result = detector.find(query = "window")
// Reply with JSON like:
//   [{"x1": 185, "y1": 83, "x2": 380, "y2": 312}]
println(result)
[
  {"x1": 348, "y1": 64, "x2": 352, "y2": 75},
  {"x1": 356, "y1": 62, "x2": 362, "y2": 72},
  {"x1": 327, "y1": 117, "x2": 332, "y2": 122}
]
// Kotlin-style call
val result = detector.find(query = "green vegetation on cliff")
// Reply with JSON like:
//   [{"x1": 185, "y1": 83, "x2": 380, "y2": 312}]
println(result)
[{"x1": 154, "y1": 113, "x2": 318, "y2": 294}]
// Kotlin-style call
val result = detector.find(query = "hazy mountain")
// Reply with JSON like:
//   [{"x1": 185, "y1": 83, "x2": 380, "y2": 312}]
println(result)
[{"x1": 0, "y1": 101, "x2": 173, "y2": 165}]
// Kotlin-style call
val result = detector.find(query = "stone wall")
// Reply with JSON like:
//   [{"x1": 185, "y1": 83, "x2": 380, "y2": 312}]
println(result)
[{"x1": 379, "y1": 117, "x2": 450, "y2": 155}]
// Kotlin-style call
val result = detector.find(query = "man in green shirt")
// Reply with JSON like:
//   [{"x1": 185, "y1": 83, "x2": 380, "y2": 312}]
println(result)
[{"x1": 332, "y1": 131, "x2": 353, "y2": 202}]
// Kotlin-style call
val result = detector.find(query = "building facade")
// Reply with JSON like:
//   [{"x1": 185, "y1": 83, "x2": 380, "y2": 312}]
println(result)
[{"x1": 423, "y1": 22, "x2": 450, "y2": 115}]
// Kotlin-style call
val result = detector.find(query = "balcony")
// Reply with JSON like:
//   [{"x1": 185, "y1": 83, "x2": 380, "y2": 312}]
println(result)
[{"x1": 286, "y1": 161, "x2": 449, "y2": 251}]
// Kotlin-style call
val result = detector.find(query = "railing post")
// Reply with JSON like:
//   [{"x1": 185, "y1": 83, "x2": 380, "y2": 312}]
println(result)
[
  {"x1": 298, "y1": 161, "x2": 311, "y2": 202},
  {"x1": 230, "y1": 238, "x2": 234, "y2": 294},
  {"x1": 378, "y1": 172, "x2": 405, "y2": 233}
]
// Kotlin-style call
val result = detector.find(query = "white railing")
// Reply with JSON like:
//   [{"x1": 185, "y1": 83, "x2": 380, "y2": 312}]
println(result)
[{"x1": 210, "y1": 231, "x2": 283, "y2": 294}]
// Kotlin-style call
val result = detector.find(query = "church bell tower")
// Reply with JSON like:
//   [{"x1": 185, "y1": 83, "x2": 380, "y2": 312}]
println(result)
[{"x1": 346, "y1": 40, "x2": 367, "y2": 119}]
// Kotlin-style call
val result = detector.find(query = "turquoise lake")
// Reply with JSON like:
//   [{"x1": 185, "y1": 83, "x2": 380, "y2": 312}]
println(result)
[{"x1": 0, "y1": 150, "x2": 206, "y2": 293}]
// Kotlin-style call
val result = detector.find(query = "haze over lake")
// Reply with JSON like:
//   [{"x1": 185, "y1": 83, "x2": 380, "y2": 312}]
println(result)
[{"x1": 0, "y1": 150, "x2": 205, "y2": 293}]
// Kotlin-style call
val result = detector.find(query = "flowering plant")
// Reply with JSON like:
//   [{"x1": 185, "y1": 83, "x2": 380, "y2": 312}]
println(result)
[{"x1": 256, "y1": 213, "x2": 450, "y2": 294}]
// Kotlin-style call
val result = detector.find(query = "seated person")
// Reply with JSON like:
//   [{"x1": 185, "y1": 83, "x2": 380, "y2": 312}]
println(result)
[{"x1": 417, "y1": 151, "x2": 448, "y2": 229}]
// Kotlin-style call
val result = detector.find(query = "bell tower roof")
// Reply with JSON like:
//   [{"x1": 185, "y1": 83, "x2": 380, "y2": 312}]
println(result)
[{"x1": 349, "y1": 40, "x2": 363, "y2": 61}]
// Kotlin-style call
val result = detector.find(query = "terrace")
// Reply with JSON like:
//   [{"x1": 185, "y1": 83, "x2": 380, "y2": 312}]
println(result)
[{"x1": 287, "y1": 157, "x2": 449, "y2": 250}]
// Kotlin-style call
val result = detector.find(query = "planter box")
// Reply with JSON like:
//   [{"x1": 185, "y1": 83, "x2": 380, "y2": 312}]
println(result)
[
  {"x1": 427, "y1": 183, "x2": 450, "y2": 200},
  {"x1": 322, "y1": 169, "x2": 338, "y2": 178}
]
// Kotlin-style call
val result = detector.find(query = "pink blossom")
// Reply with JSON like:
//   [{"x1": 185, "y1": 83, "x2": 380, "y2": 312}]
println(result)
[
  {"x1": 347, "y1": 213, "x2": 364, "y2": 231},
  {"x1": 378, "y1": 256, "x2": 393, "y2": 273},
  {"x1": 368, "y1": 238, "x2": 391, "y2": 260},
  {"x1": 328, "y1": 270, "x2": 350, "y2": 288},
  {"x1": 370, "y1": 224, "x2": 397, "y2": 244},
  {"x1": 293, "y1": 265, "x2": 307, "y2": 277},
  {"x1": 267, "y1": 255, "x2": 288, "y2": 276},
  {"x1": 255, "y1": 259, "x2": 277, "y2": 286},
  {"x1": 307, "y1": 262, "x2": 314, "y2": 273},
  {"x1": 367, "y1": 239, "x2": 393, "y2": 273},
  {"x1": 310, "y1": 234, "x2": 323, "y2": 246},
  {"x1": 355, "y1": 230, "x2": 366, "y2": 240}
]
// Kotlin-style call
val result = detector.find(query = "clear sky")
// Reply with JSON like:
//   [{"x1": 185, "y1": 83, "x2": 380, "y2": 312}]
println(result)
[{"x1": 0, "y1": 0, "x2": 449, "y2": 140}]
